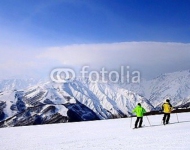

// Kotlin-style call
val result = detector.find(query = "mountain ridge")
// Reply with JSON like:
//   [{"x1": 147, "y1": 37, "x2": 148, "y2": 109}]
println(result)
[{"x1": 0, "y1": 70, "x2": 189, "y2": 127}]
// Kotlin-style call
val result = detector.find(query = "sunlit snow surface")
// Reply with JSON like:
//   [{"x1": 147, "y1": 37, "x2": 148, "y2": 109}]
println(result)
[{"x1": 0, "y1": 112, "x2": 190, "y2": 150}]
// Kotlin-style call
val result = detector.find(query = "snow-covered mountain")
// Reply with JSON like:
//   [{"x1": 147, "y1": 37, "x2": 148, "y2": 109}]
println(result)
[
  {"x1": 59, "y1": 78, "x2": 153, "y2": 119},
  {"x1": 0, "y1": 81, "x2": 99, "y2": 127},
  {"x1": 0, "y1": 70, "x2": 190, "y2": 128},
  {"x1": 0, "y1": 77, "x2": 153, "y2": 127},
  {"x1": 125, "y1": 70, "x2": 190, "y2": 109},
  {"x1": 0, "y1": 78, "x2": 43, "y2": 91}
]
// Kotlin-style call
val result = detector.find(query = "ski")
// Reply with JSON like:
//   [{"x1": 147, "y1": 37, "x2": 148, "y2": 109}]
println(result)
[
  {"x1": 132, "y1": 121, "x2": 181, "y2": 129},
  {"x1": 132, "y1": 125, "x2": 145, "y2": 129}
]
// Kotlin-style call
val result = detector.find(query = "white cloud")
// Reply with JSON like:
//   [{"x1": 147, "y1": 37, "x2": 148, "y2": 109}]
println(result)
[
  {"x1": 38, "y1": 42, "x2": 190, "y2": 78},
  {"x1": 1, "y1": 42, "x2": 190, "y2": 79}
]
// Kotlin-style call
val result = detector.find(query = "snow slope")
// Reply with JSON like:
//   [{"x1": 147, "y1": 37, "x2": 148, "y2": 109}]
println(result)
[{"x1": 0, "y1": 112, "x2": 190, "y2": 150}]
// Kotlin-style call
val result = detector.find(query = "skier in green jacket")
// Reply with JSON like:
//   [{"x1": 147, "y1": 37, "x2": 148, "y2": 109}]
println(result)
[{"x1": 132, "y1": 103, "x2": 146, "y2": 128}]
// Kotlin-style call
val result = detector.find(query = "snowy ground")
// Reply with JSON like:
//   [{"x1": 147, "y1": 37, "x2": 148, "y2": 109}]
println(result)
[{"x1": 0, "y1": 112, "x2": 190, "y2": 150}]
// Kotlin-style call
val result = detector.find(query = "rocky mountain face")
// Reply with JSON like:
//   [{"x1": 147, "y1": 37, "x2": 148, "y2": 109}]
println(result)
[
  {"x1": 0, "y1": 84, "x2": 99, "y2": 128},
  {"x1": 60, "y1": 78, "x2": 153, "y2": 118},
  {"x1": 0, "y1": 70, "x2": 190, "y2": 128}
]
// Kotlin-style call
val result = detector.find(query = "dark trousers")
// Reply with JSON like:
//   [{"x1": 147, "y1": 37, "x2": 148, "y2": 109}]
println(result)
[
  {"x1": 135, "y1": 117, "x2": 143, "y2": 128},
  {"x1": 163, "y1": 113, "x2": 170, "y2": 124}
]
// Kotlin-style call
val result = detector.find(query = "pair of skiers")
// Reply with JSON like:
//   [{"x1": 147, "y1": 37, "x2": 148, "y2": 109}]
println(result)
[{"x1": 132, "y1": 99, "x2": 173, "y2": 128}]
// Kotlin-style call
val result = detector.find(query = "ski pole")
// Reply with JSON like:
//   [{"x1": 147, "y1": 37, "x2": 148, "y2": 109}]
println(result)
[
  {"x1": 176, "y1": 113, "x2": 179, "y2": 123},
  {"x1": 146, "y1": 116, "x2": 151, "y2": 126},
  {"x1": 130, "y1": 117, "x2": 132, "y2": 128}
]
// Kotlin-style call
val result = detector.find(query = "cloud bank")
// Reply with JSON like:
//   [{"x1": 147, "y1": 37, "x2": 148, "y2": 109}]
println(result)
[
  {"x1": 38, "y1": 42, "x2": 190, "y2": 79},
  {"x1": 0, "y1": 42, "x2": 190, "y2": 79}
]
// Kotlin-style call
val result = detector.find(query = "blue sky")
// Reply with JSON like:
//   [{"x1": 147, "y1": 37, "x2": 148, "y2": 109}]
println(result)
[
  {"x1": 1, "y1": 0, "x2": 190, "y2": 45},
  {"x1": 0, "y1": 0, "x2": 190, "y2": 80}
]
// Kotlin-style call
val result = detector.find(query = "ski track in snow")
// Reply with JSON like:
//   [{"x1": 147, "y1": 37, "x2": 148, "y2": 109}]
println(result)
[{"x1": 0, "y1": 112, "x2": 190, "y2": 150}]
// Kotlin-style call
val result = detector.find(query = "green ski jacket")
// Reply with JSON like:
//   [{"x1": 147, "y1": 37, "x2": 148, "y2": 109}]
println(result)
[{"x1": 132, "y1": 105, "x2": 146, "y2": 117}]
